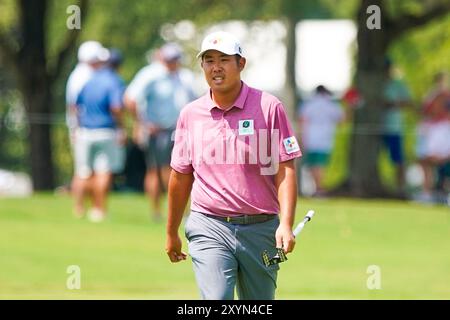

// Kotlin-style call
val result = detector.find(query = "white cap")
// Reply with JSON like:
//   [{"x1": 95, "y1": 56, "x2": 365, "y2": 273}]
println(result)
[
  {"x1": 77, "y1": 41, "x2": 110, "y2": 63},
  {"x1": 160, "y1": 42, "x2": 183, "y2": 62},
  {"x1": 196, "y1": 31, "x2": 244, "y2": 59}
]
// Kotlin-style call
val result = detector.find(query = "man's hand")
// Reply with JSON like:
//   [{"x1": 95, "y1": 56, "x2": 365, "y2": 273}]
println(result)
[
  {"x1": 166, "y1": 169, "x2": 193, "y2": 264},
  {"x1": 166, "y1": 233, "x2": 187, "y2": 263},
  {"x1": 116, "y1": 129, "x2": 127, "y2": 146},
  {"x1": 275, "y1": 224, "x2": 296, "y2": 254},
  {"x1": 148, "y1": 123, "x2": 161, "y2": 136}
]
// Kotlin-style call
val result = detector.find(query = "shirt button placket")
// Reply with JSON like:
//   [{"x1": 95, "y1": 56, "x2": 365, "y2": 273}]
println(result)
[{"x1": 221, "y1": 111, "x2": 227, "y2": 136}]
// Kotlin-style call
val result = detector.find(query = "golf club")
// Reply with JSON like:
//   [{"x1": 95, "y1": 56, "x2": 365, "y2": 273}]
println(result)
[{"x1": 262, "y1": 210, "x2": 315, "y2": 267}]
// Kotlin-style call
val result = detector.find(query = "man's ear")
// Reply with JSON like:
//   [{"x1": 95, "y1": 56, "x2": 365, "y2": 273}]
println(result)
[{"x1": 239, "y1": 57, "x2": 246, "y2": 71}]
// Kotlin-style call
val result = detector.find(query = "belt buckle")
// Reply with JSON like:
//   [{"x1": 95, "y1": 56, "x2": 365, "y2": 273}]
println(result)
[{"x1": 226, "y1": 216, "x2": 231, "y2": 223}]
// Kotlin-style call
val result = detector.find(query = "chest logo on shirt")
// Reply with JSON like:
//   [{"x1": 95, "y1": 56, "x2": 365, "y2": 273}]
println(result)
[
  {"x1": 238, "y1": 119, "x2": 254, "y2": 135},
  {"x1": 283, "y1": 136, "x2": 300, "y2": 154}
]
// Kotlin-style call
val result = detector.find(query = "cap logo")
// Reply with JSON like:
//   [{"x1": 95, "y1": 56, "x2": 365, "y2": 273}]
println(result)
[{"x1": 197, "y1": 32, "x2": 244, "y2": 59}]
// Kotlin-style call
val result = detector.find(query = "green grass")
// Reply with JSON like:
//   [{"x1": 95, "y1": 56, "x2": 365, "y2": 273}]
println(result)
[{"x1": 0, "y1": 193, "x2": 449, "y2": 299}]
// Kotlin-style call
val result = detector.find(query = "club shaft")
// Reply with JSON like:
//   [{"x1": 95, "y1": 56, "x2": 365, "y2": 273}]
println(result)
[{"x1": 293, "y1": 210, "x2": 314, "y2": 237}]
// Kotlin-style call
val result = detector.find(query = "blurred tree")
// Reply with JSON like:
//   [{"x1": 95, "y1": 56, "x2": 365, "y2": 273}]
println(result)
[
  {"x1": 391, "y1": 14, "x2": 450, "y2": 101},
  {"x1": 280, "y1": 1, "x2": 334, "y2": 121},
  {"x1": 0, "y1": 0, "x2": 280, "y2": 188},
  {"x1": 0, "y1": 66, "x2": 26, "y2": 171},
  {"x1": 346, "y1": 0, "x2": 450, "y2": 197},
  {"x1": 0, "y1": 0, "x2": 88, "y2": 190},
  {"x1": 2, "y1": 0, "x2": 448, "y2": 194}
]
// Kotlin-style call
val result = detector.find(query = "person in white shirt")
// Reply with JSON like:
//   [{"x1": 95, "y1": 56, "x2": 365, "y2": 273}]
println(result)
[
  {"x1": 298, "y1": 85, "x2": 344, "y2": 196},
  {"x1": 415, "y1": 72, "x2": 450, "y2": 203}
]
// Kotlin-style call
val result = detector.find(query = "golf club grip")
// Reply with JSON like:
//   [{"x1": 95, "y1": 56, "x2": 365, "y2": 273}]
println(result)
[{"x1": 293, "y1": 210, "x2": 315, "y2": 237}]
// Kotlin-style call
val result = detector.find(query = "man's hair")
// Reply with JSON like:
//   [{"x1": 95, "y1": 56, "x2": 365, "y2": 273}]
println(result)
[{"x1": 316, "y1": 85, "x2": 331, "y2": 95}]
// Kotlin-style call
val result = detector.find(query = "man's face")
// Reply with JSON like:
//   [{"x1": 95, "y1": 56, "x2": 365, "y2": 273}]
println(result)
[
  {"x1": 201, "y1": 50, "x2": 245, "y2": 94},
  {"x1": 164, "y1": 59, "x2": 180, "y2": 72},
  {"x1": 89, "y1": 60, "x2": 105, "y2": 70}
]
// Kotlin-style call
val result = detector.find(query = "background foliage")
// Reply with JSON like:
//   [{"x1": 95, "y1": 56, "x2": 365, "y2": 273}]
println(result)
[{"x1": 0, "y1": 0, "x2": 449, "y2": 189}]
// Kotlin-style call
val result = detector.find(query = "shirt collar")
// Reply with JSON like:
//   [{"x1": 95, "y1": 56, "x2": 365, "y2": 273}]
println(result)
[{"x1": 206, "y1": 81, "x2": 249, "y2": 111}]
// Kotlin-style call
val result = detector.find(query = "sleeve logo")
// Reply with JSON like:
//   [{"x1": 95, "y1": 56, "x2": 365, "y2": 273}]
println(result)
[{"x1": 283, "y1": 136, "x2": 300, "y2": 154}]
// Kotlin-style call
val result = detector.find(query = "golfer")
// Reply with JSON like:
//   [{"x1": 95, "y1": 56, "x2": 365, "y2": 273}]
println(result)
[{"x1": 165, "y1": 31, "x2": 302, "y2": 300}]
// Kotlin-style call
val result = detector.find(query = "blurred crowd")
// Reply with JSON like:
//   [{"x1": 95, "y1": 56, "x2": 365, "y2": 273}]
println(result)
[
  {"x1": 66, "y1": 41, "x2": 450, "y2": 222},
  {"x1": 302, "y1": 58, "x2": 450, "y2": 203},
  {"x1": 66, "y1": 40, "x2": 195, "y2": 222}
]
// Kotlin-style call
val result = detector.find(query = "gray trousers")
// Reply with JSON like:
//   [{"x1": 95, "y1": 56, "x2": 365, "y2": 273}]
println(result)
[{"x1": 184, "y1": 211, "x2": 280, "y2": 300}]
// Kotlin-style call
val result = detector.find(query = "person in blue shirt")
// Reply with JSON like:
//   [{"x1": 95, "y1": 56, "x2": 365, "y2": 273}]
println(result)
[
  {"x1": 66, "y1": 41, "x2": 105, "y2": 218},
  {"x1": 381, "y1": 58, "x2": 413, "y2": 195},
  {"x1": 74, "y1": 48, "x2": 126, "y2": 222}
]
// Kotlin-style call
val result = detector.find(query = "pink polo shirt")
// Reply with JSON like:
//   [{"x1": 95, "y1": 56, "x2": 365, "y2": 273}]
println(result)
[{"x1": 171, "y1": 82, "x2": 302, "y2": 217}]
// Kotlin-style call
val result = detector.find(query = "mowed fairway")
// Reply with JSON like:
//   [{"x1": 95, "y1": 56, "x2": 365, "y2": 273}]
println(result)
[{"x1": 0, "y1": 193, "x2": 449, "y2": 299}]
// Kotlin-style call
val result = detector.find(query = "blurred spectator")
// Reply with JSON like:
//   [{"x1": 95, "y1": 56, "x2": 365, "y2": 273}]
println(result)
[
  {"x1": 73, "y1": 47, "x2": 127, "y2": 222},
  {"x1": 298, "y1": 85, "x2": 345, "y2": 196},
  {"x1": 415, "y1": 72, "x2": 450, "y2": 202},
  {"x1": 381, "y1": 58, "x2": 413, "y2": 195},
  {"x1": 124, "y1": 42, "x2": 196, "y2": 221},
  {"x1": 66, "y1": 41, "x2": 107, "y2": 132},
  {"x1": 66, "y1": 41, "x2": 108, "y2": 217}
]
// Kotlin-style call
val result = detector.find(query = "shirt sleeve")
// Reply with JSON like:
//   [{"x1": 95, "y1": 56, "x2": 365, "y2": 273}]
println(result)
[
  {"x1": 125, "y1": 69, "x2": 148, "y2": 101},
  {"x1": 125, "y1": 64, "x2": 162, "y2": 101},
  {"x1": 75, "y1": 86, "x2": 83, "y2": 107},
  {"x1": 271, "y1": 102, "x2": 302, "y2": 162},
  {"x1": 65, "y1": 76, "x2": 75, "y2": 106},
  {"x1": 170, "y1": 110, "x2": 194, "y2": 174},
  {"x1": 109, "y1": 79, "x2": 125, "y2": 110}
]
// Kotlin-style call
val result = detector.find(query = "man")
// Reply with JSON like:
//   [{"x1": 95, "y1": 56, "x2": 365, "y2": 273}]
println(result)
[
  {"x1": 73, "y1": 47, "x2": 126, "y2": 222},
  {"x1": 125, "y1": 43, "x2": 196, "y2": 221},
  {"x1": 165, "y1": 31, "x2": 302, "y2": 300},
  {"x1": 66, "y1": 41, "x2": 107, "y2": 217},
  {"x1": 298, "y1": 85, "x2": 344, "y2": 196},
  {"x1": 381, "y1": 58, "x2": 412, "y2": 195},
  {"x1": 66, "y1": 41, "x2": 106, "y2": 132}
]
